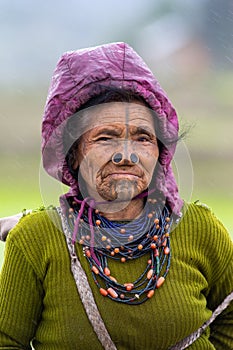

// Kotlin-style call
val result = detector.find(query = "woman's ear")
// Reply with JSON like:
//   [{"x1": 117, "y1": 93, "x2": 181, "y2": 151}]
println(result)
[
  {"x1": 66, "y1": 145, "x2": 79, "y2": 178},
  {"x1": 73, "y1": 159, "x2": 79, "y2": 170},
  {"x1": 68, "y1": 142, "x2": 80, "y2": 170}
]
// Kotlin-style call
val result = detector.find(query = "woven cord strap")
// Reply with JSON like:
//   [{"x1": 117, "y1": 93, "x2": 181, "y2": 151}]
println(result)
[
  {"x1": 169, "y1": 291, "x2": 233, "y2": 349},
  {"x1": 57, "y1": 208, "x2": 117, "y2": 350}
]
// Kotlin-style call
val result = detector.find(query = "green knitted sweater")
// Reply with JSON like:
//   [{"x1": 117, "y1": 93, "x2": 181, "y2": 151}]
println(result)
[{"x1": 0, "y1": 202, "x2": 232, "y2": 349}]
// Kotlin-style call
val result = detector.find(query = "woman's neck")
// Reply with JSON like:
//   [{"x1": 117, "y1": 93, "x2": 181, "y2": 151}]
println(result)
[{"x1": 96, "y1": 197, "x2": 144, "y2": 221}]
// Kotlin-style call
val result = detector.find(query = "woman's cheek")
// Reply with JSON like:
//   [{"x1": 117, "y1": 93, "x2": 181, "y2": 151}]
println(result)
[
  {"x1": 79, "y1": 149, "x2": 106, "y2": 185},
  {"x1": 78, "y1": 155, "x2": 93, "y2": 186},
  {"x1": 140, "y1": 148, "x2": 158, "y2": 174}
]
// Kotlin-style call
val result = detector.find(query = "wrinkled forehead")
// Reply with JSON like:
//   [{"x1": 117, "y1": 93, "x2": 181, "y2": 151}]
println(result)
[
  {"x1": 78, "y1": 101, "x2": 155, "y2": 134},
  {"x1": 63, "y1": 102, "x2": 157, "y2": 153}
]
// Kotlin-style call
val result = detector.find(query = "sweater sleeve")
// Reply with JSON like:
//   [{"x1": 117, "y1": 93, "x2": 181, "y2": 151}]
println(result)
[
  {"x1": 205, "y1": 210, "x2": 233, "y2": 349},
  {"x1": 0, "y1": 236, "x2": 43, "y2": 348},
  {"x1": 208, "y1": 259, "x2": 233, "y2": 349}
]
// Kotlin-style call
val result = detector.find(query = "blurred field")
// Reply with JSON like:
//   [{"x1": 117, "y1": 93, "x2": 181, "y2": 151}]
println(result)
[{"x1": 0, "y1": 72, "x2": 233, "y2": 268}]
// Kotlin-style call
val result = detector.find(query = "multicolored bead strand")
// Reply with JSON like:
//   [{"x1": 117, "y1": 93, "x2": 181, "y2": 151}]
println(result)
[{"x1": 67, "y1": 197, "x2": 173, "y2": 305}]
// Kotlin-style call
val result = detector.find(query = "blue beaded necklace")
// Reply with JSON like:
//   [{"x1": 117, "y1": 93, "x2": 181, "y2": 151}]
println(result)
[{"x1": 67, "y1": 196, "x2": 173, "y2": 305}]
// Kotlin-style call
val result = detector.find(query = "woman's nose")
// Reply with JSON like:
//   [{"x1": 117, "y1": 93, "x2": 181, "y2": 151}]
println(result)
[{"x1": 112, "y1": 152, "x2": 139, "y2": 165}]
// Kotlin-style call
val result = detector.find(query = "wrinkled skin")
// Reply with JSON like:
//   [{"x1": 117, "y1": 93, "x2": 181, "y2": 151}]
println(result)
[{"x1": 73, "y1": 102, "x2": 159, "y2": 220}]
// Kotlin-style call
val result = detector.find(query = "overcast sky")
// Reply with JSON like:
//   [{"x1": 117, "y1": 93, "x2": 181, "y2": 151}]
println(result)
[
  {"x1": 0, "y1": 0, "x2": 155, "y2": 85},
  {"x1": 1, "y1": 0, "x2": 231, "y2": 86}
]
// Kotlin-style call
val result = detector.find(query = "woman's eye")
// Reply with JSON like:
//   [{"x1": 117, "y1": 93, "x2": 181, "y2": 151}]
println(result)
[
  {"x1": 96, "y1": 137, "x2": 113, "y2": 142},
  {"x1": 137, "y1": 136, "x2": 150, "y2": 142}
]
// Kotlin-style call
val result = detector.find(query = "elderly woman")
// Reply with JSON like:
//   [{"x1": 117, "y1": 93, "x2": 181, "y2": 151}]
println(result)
[{"x1": 0, "y1": 42, "x2": 232, "y2": 350}]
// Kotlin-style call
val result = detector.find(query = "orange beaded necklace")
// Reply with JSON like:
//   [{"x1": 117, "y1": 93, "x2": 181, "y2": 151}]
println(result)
[{"x1": 67, "y1": 195, "x2": 173, "y2": 305}]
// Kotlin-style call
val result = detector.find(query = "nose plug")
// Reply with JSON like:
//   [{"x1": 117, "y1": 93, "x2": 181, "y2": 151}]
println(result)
[{"x1": 112, "y1": 152, "x2": 139, "y2": 165}]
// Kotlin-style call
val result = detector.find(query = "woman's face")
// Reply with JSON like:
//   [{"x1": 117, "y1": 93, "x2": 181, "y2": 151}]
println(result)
[{"x1": 74, "y1": 102, "x2": 159, "y2": 202}]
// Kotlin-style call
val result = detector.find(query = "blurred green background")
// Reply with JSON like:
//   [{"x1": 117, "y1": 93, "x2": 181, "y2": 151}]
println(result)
[{"x1": 1, "y1": 0, "x2": 233, "y2": 267}]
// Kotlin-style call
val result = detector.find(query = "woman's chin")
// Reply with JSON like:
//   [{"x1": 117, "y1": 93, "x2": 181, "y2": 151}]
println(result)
[{"x1": 97, "y1": 179, "x2": 144, "y2": 202}]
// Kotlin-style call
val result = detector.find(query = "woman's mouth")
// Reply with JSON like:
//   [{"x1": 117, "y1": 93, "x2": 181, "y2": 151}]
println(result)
[{"x1": 106, "y1": 173, "x2": 140, "y2": 181}]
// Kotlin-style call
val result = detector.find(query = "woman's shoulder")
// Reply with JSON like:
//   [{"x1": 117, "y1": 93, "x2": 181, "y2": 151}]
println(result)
[
  {"x1": 4, "y1": 207, "x2": 68, "y2": 281},
  {"x1": 180, "y1": 200, "x2": 233, "y2": 254},
  {"x1": 182, "y1": 200, "x2": 230, "y2": 231},
  {"x1": 7, "y1": 206, "x2": 62, "y2": 245},
  {"x1": 176, "y1": 201, "x2": 233, "y2": 285}
]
